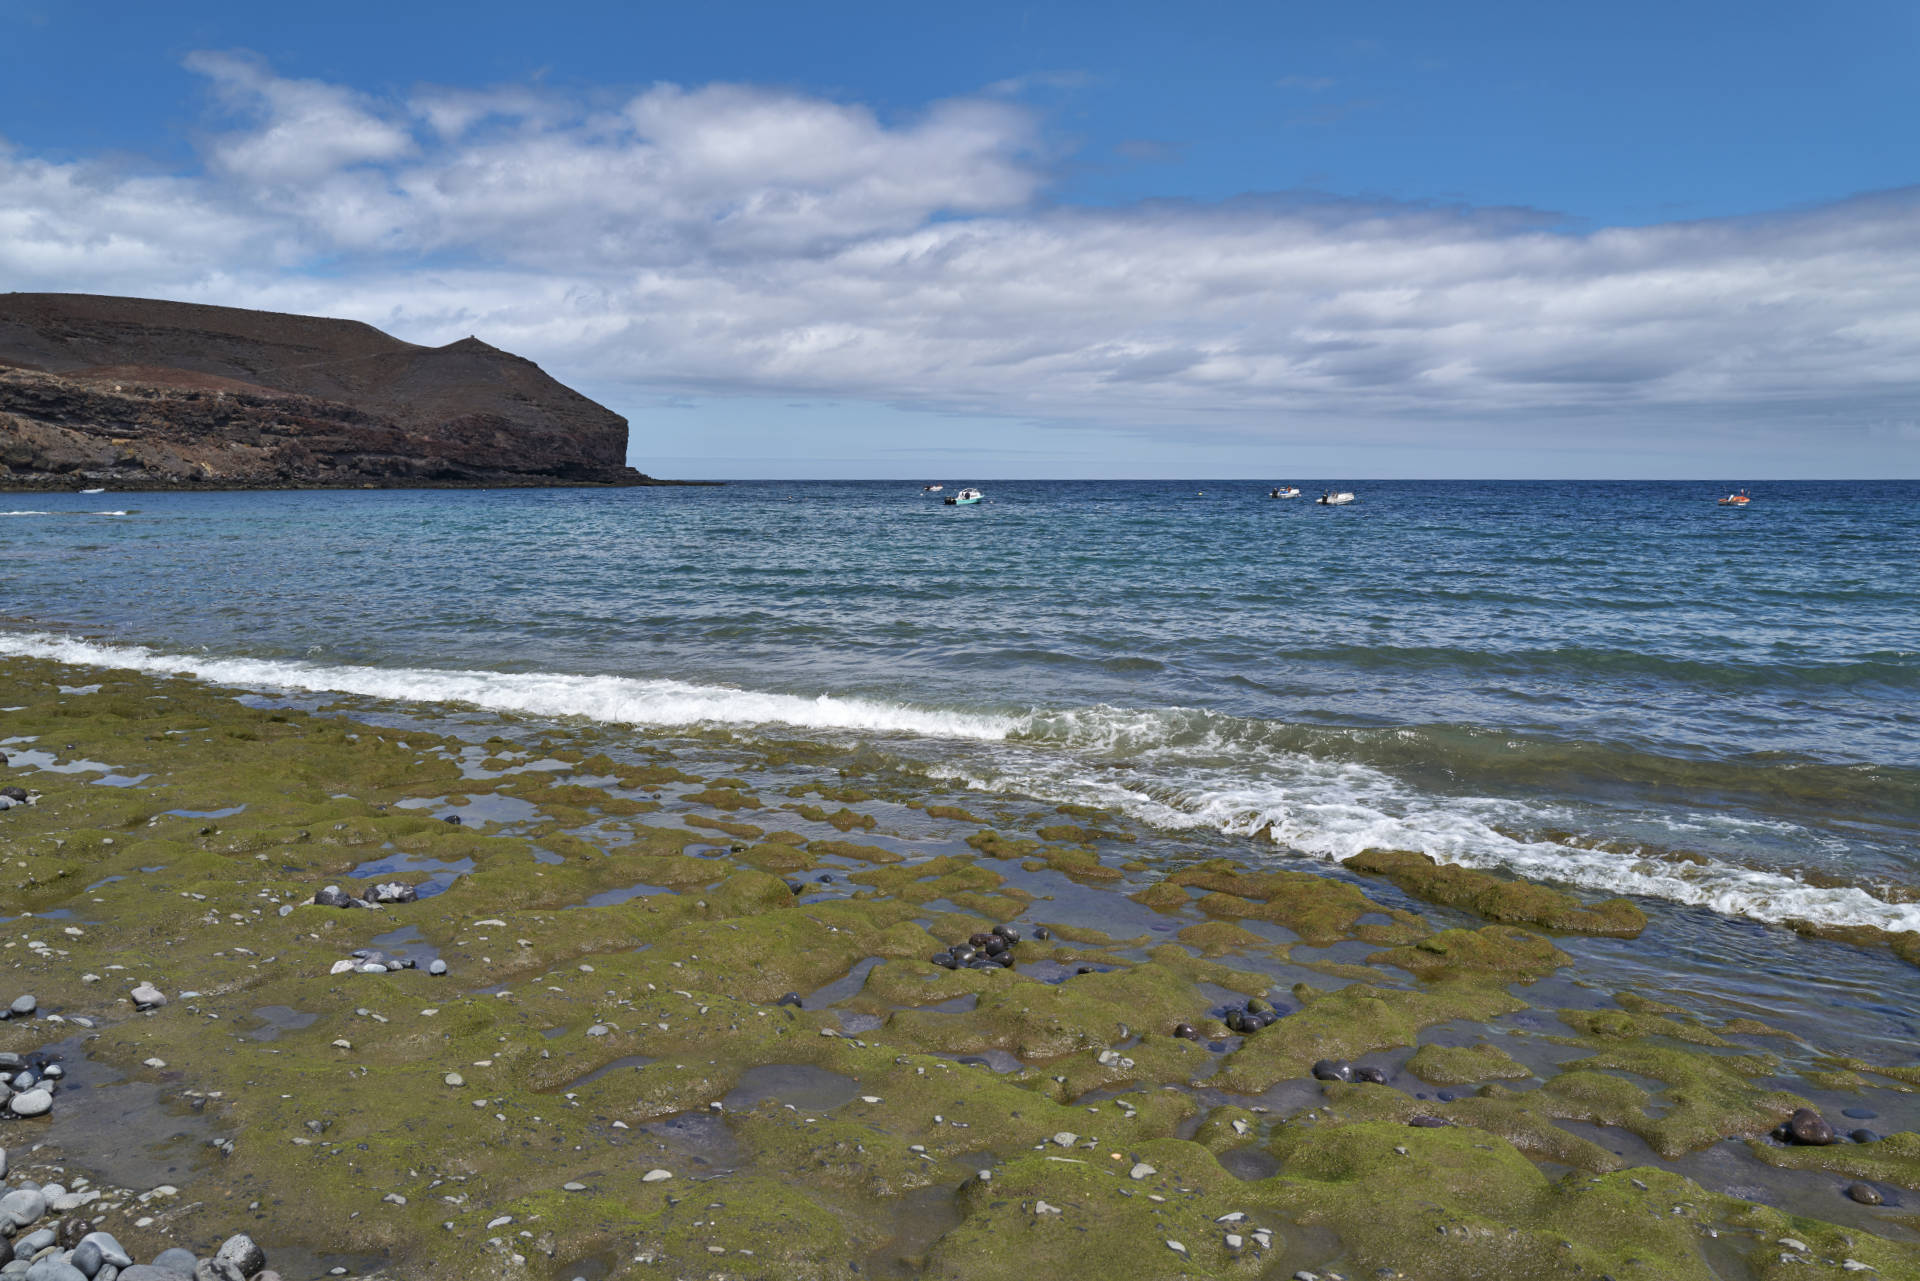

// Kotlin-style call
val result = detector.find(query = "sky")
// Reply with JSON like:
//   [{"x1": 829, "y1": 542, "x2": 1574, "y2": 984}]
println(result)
[{"x1": 2, "y1": 1, "x2": 1917, "y2": 478}]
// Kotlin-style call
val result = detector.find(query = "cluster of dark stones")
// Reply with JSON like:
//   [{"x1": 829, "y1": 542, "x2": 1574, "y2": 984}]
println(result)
[
  {"x1": 0, "y1": 996, "x2": 36, "y2": 1026},
  {"x1": 0, "y1": 1050, "x2": 61, "y2": 1120},
  {"x1": 1772, "y1": 1106, "x2": 1880, "y2": 1147},
  {"x1": 1174, "y1": 997, "x2": 1294, "y2": 1044},
  {"x1": 930, "y1": 924, "x2": 1025, "y2": 971},
  {"x1": 0, "y1": 1171, "x2": 274, "y2": 1281},
  {"x1": 1309, "y1": 1058, "x2": 1389, "y2": 1085},
  {"x1": 0, "y1": 785, "x2": 35, "y2": 813},
  {"x1": 311, "y1": 882, "x2": 417, "y2": 909}
]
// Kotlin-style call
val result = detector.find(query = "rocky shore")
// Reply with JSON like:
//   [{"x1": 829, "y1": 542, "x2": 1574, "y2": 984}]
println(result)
[{"x1": 0, "y1": 656, "x2": 1916, "y2": 1280}]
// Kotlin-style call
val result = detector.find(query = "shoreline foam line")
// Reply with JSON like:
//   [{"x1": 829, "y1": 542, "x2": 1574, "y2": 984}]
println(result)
[
  {"x1": 927, "y1": 753, "x2": 1920, "y2": 936},
  {"x1": 0, "y1": 632, "x2": 1019, "y2": 740}
]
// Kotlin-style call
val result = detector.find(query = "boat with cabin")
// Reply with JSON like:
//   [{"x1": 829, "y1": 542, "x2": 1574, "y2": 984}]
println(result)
[{"x1": 944, "y1": 488, "x2": 983, "y2": 506}]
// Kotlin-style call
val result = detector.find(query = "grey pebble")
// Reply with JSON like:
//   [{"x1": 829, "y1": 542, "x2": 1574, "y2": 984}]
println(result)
[
  {"x1": 25, "y1": 1258, "x2": 88, "y2": 1281},
  {"x1": 8, "y1": 995, "x2": 34, "y2": 1018},
  {"x1": 0, "y1": 1188, "x2": 47, "y2": 1227},
  {"x1": 9, "y1": 1089, "x2": 54, "y2": 1118}
]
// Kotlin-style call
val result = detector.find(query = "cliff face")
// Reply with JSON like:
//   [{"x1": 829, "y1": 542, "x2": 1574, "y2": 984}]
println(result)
[{"x1": 0, "y1": 293, "x2": 656, "y2": 489}]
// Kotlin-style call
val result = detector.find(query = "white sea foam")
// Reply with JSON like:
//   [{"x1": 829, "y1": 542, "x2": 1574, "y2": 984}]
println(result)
[
  {"x1": 1, "y1": 509, "x2": 130, "y2": 517},
  {"x1": 7, "y1": 629, "x2": 1916, "y2": 935},
  {"x1": 0, "y1": 633, "x2": 1018, "y2": 740}
]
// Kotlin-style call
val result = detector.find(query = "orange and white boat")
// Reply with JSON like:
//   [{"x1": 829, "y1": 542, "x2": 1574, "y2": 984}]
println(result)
[{"x1": 1717, "y1": 489, "x2": 1751, "y2": 506}]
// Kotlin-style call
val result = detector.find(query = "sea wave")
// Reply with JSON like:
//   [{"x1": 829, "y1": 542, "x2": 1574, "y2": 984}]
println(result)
[
  {"x1": 5, "y1": 628, "x2": 1916, "y2": 935},
  {"x1": 0, "y1": 633, "x2": 1020, "y2": 740}
]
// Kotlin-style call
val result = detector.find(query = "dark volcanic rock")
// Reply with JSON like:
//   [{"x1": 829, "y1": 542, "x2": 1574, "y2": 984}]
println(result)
[{"x1": 0, "y1": 293, "x2": 685, "y2": 490}]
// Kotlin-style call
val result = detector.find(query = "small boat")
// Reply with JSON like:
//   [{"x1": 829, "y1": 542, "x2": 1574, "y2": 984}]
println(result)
[
  {"x1": 1269, "y1": 486, "x2": 1300, "y2": 499},
  {"x1": 1316, "y1": 490, "x2": 1356, "y2": 506},
  {"x1": 1717, "y1": 490, "x2": 1751, "y2": 506},
  {"x1": 79, "y1": 487, "x2": 105, "y2": 494},
  {"x1": 922, "y1": 484, "x2": 944, "y2": 493},
  {"x1": 943, "y1": 488, "x2": 983, "y2": 506}
]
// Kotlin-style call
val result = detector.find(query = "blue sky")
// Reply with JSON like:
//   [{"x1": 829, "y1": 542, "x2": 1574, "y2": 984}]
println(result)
[{"x1": 3, "y1": 0, "x2": 1917, "y2": 476}]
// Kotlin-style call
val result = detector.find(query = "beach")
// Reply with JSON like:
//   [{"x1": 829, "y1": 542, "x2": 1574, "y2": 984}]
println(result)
[{"x1": 1, "y1": 481, "x2": 1917, "y2": 1279}]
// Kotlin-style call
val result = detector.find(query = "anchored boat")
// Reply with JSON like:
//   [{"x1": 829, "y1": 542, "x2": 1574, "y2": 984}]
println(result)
[
  {"x1": 1316, "y1": 490, "x2": 1356, "y2": 506},
  {"x1": 944, "y1": 488, "x2": 983, "y2": 506},
  {"x1": 1269, "y1": 486, "x2": 1300, "y2": 499},
  {"x1": 1718, "y1": 490, "x2": 1751, "y2": 507}
]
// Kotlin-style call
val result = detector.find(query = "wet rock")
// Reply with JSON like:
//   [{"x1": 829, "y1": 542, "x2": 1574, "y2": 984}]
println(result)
[
  {"x1": 1311, "y1": 1059, "x2": 1353, "y2": 1083},
  {"x1": 311, "y1": 886, "x2": 352, "y2": 908},
  {"x1": 992, "y1": 924, "x2": 1020, "y2": 943},
  {"x1": 1353, "y1": 1065, "x2": 1389, "y2": 1085},
  {"x1": 775, "y1": 992, "x2": 803, "y2": 1009},
  {"x1": 1842, "y1": 1107, "x2": 1878, "y2": 1120},
  {"x1": 26, "y1": 1258, "x2": 88, "y2": 1281},
  {"x1": 1847, "y1": 1182, "x2": 1884, "y2": 1206},
  {"x1": 9, "y1": 995, "x2": 36, "y2": 1018},
  {"x1": 7, "y1": 1089, "x2": 52, "y2": 1118},
  {"x1": 929, "y1": 952, "x2": 957, "y2": 969},
  {"x1": 213, "y1": 1233, "x2": 265, "y2": 1278},
  {"x1": 1172, "y1": 1023, "x2": 1200, "y2": 1041},
  {"x1": 1033, "y1": 926, "x2": 1052, "y2": 940},
  {"x1": 441, "y1": 814, "x2": 462, "y2": 825},
  {"x1": 15, "y1": 1227, "x2": 56, "y2": 1256},
  {"x1": 1851, "y1": 1128, "x2": 1882, "y2": 1144},
  {"x1": 1784, "y1": 1107, "x2": 1837, "y2": 1146}
]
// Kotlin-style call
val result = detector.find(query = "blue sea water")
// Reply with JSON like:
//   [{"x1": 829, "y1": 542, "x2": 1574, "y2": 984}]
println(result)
[{"x1": 3, "y1": 478, "x2": 1917, "y2": 933}]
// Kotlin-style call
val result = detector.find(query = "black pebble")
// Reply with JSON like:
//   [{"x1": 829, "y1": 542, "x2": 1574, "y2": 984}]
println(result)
[
  {"x1": 951, "y1": 945, "x2": 977, "y2": 964},
  {"x1": 1784, "y1": 1107, "x2": 1837, "y2": 1146},
  {"x1": 1437, "y1": 1090, "x2": 1457, "y2": 1102},
  {"x1": 1847, "y1": 1182, "x2": 1884, "y2": 1206},
  {"x1": 992, "y1": 924, "x2": 1020, "y2": 942},
  {"x1": 787, "y1": 881, "x2": 803, "y2": 894},
  {"x1": 1076, "y1": 965, "x2": 1097, "y2": 975},
  {"x1": 1843, "y1": 1107, "x2": 1878, "y2": 1120},
  {"x1": 1354, "y1": 1065, "x2": 1388, "y2": 1085},
  {"x1": 1311, "y1": 1058, "x2": 1354, "y2": 1083},
  {"x1": 0, "y1": 786, "x2": 26, "y2": 802},
  {"x1": 1033, "y1": 927, "x2": 1052, "y2": 941},
  {"x1": 1172, "y1": 1023, "x2": 1200, "y2": 1041},
  {"x1": 442, "y1": 814, "x2": 462, "y2": 825},
  {"x1": 994, "y1": 952, "x2": 1015, "y2": 968},
  {"x1": 775, "y1": 992, "x2": 803, "y2": 1008},
  {"x1": 982, "y1": 936, "x2": 1008, "y2": 956},
  {"x1": 969, "y1": 933, "x2": 994, "y2": 947},
  {"x1": 1850, "y1": 1128, "x2": 1882, "y2": 1144},
  {"x1": 930, "y1": 952, "x2": 957, "y2": 969},
  {"x1": 817, "y1": 873, "x2": 834, "y2": 883}
]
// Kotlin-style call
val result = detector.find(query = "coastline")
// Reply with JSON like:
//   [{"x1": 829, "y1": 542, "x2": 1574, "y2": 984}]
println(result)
[{"x1": 2, "y1": 655, "x2": 1917, "y2": 1280}]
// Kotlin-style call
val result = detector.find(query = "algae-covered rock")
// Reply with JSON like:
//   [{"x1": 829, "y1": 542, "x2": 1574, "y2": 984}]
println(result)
[
  {"x1": 1344, "y1": 848, "x2": 1646, "y2": 937},
  {"x1": 1404, "y1": 1041, "x2": 1533, "y2": 1084}
]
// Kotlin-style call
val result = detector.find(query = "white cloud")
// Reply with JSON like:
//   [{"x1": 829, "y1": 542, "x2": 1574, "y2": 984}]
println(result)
[{"x1": 1, "y1": 55, "x2": 1918, "y2": 452}]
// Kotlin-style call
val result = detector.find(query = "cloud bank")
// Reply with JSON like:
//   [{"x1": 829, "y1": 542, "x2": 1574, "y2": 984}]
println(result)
[{"x1": 3, "y1": 55, "x2": 1918, "y2": 449}]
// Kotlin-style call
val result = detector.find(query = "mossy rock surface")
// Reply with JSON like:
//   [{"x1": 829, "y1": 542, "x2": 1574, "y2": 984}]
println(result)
[{"x1": 1344, "y1": 848, "x2": 1647, "y2": 937}]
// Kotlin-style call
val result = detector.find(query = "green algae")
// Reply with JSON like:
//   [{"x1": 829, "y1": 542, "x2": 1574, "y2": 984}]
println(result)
[
  {"x1": 1745, "y1": 1130, "x2": 1920, "y2": 1190},
  {"x1": 1405, "y1": 1041, "x2": 1533, "y2": 1084},
  {"x1": 1343, "y1": 848, "x2": 1647, "y2": 937},
  {"x1": 1165, "y1": 860, "x2": 1426, "y2": 946}
]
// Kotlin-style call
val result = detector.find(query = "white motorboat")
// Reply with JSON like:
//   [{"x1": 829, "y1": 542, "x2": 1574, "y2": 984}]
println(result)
[
  {"x1": 79, "y1": 487, "x2": 105, "y2": 494},
  {"x1": 1269, "y1": 486, "x2": 1300, "y2": 499},
  {"x1": 923, "y1": 484, "x2": 944, "y2": 493},
  {"x1": 943, "y1": 487, "x2": 983, "y2": 506},
  {"x1": 1316, "y1": 490, "x2": 1356, "y2": 506}
]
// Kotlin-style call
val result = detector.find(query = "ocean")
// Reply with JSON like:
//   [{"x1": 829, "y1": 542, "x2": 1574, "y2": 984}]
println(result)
[{"x1": 4, "y1": 478, "x2": 1917, "y2": 945}]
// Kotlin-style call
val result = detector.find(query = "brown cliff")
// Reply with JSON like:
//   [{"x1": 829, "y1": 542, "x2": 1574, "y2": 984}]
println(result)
[{"x1": 0, "y1": 293, "x2": 677, "y2": 489}]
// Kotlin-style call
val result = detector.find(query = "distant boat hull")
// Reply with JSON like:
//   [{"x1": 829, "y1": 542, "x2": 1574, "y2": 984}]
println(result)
[{"x1": 1316, "y1": 491, "x2": 1356, "y2": 506}]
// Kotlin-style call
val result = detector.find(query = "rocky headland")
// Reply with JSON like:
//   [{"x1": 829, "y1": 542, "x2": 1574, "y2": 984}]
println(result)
[{"x1": 0, "y1": 294, "x2": 683, "y2": 490}]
